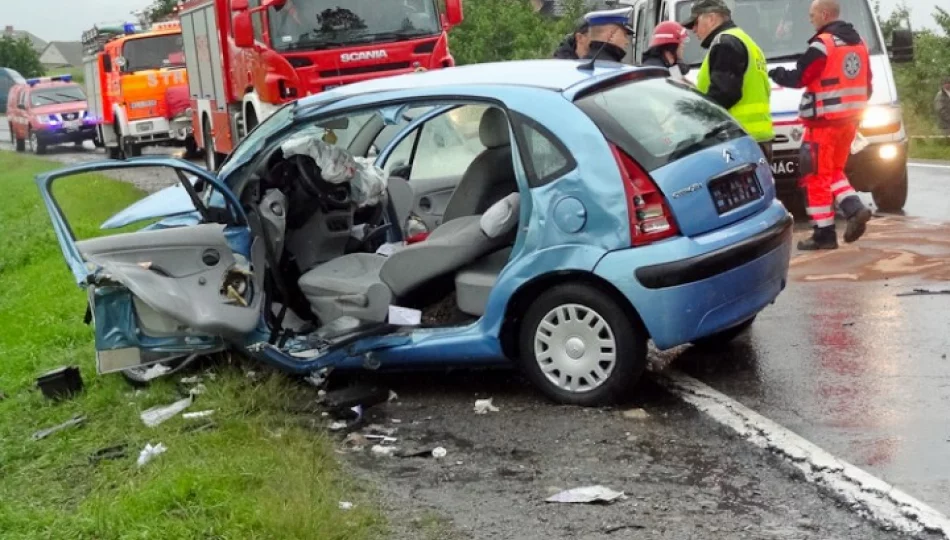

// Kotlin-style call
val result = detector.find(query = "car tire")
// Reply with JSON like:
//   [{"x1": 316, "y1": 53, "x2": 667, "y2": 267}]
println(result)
[
  {"x1": 29, "y1": 129, "x2": 45, "y2": 155},
  {"x1": 691, "y1": 316, "x2": 756, "y2": 351},
  {"x1": 871, "y1": 168, "x2": 908, "y2": 213},
  {"x1": 517, "y1": 283, "x2": 647, "y2": 406}
]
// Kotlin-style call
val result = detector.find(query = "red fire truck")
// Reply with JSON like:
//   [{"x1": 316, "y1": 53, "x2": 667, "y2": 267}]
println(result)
[{"x1": 176, "y1": 0, "x2": 464, "y2": 171}]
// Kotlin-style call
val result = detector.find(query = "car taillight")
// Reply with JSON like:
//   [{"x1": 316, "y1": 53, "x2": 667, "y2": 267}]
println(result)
[{"x1": 610, "y1": 144, "x2": 679, "y2": 247}]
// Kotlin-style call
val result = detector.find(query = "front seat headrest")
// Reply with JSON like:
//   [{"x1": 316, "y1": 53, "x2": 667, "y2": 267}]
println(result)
[{"x1": 479, "y1": 107, "x2": 510, "y2": 149}]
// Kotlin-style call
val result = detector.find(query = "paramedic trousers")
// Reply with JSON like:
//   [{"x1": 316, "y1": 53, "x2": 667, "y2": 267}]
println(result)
[{"x1": 800, "y1": 121, "x2": 861, "y2": 228}]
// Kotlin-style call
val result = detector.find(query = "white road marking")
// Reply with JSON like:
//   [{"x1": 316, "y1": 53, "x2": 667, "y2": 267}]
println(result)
[
  {"x1": 909, "y1": 162, "x2": 950, "y2": 170},
  {"x1": 658, "y1": 371, "x2": 950, "y2": 538}
]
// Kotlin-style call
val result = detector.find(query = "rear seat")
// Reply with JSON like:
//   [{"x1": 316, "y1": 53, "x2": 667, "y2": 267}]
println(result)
[{"x1": 454, "y1": 247, "x2": 513, "y2": 316}]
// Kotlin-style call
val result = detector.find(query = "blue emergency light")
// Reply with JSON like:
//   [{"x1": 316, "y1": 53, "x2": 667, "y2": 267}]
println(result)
[
  {"x1": 26, "y1": 74, "x2": 73, "y2": 87},
  {"x1": 123, "y1": 22, "x2": 137, "y2": 34},
  {"x1": 26, "y1": 78, "x2": 41, "y2": 86}
]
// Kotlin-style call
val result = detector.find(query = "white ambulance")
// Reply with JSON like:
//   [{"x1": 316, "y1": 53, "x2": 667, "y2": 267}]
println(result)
[{"x1": 619, "y1": 0, "x2": 915, "y2": 212}]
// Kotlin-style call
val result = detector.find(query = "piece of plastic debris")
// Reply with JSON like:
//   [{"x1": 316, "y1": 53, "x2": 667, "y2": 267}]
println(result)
[
  {"x1": 36, "y1": 366, "x2": 84, "y2": 400},
  {"x1": 180, "y1": 376, "x2": 202, "y2": 384},
  {"x1": 395, "y1": 445, "x2": 437, "y2": 458},
  {"x1": 329, "y1": 421, "x2": 348, "y2": 431},
  {"x1": 546, "y1": 486, "x2": 626, "y2": 504},
  {"x1": 371, "y1": 444, "x2": 398, "y2": 457},
  {"x1": 364, "y1": 424, "x2": 396, "y2": 437},
  {"x1": 364, "y1": 434, "x2": 398, "y2": 443},
  {"x1": 622, "y1": 408, "x2": 650, "y2": 420},
  {"x1": 89, "y1": 444, "x2": 128, "y2": 464},
  {"x1": 141, "y1": 396, "x2": 193, "y2": 427},
  {"x1": 136, "y1": 442, "x2": 167, "y2": 467},
  {"x1": 342, "y1": 432, "x2": 369, "y2": 452},
  {"x1": 474, "y1": 398, "x2": 500, "y2": 414},
  {"x1": 388, "y1": 305, "x2": 422, "y2": 326},
  {"x1": 245, "y1": 371, "x2": 258, "y2": 380},
  {"x1": 139, "y1": 363, "x2": 172, "y2": 381},
  {"x1": 388, "y1": 390, "x2": 399, "y2": 402},
  {"x1": 339, "y1": 501, "x2": 354, "y2": 511},
  {"x1": 31, "y1": 415, "x2": 85, "y2": 441},
  {"x1": 391, "y1": 419, "x2": 402, "y2": 424},
  {"x1": 189, "y1": 384, "x2": 207, "y2": 396},
  {"x1": 432, "y1": 447, "x2": 447, "y2": 458},
  {"x1": 182, "y1": 410, "x2": 214, "y2": 419},
  {"x1": 182, "y1": 420, "x2": 216, "y2": 434}
]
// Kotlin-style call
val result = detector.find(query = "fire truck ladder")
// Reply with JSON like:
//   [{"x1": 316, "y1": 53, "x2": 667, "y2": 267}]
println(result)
[{"x1": 81, "y1": 23, "x2": 142, "y2": 56}]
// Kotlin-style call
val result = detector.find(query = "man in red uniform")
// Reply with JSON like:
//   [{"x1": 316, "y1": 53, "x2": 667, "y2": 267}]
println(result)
[{"x1": 769, "y1": 0, "x2": 873, "y2": 250}]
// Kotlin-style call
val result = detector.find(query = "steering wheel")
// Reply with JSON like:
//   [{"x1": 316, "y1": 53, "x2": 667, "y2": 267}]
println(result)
[{"x1": 291, "y1": 154, "x2": 351, "y2": 209}]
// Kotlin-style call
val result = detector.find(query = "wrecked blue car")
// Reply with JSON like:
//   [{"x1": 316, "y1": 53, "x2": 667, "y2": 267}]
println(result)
[{"x1": 38, "y1": 59, "x2": 793, "y2": 406}]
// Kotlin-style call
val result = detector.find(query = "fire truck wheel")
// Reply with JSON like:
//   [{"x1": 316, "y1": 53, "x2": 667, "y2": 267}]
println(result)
[
  {"x1": 203, "y1": 120, "x2": 219, "y2": 171},
  {"x1": 108, "y1": 145, "x2": 123, "y2": 160},
  {"x1": 29, "y1": 129, "x2": 46, "y2": 155}
]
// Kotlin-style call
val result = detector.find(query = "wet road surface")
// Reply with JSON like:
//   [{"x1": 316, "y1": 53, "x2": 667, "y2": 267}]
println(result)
[
  {"x1": 3, "y1": 117, "x2": 949, "y2": 535},
  {"x1": 668, "y1": 161, "x2": 950, "y2": 517}
]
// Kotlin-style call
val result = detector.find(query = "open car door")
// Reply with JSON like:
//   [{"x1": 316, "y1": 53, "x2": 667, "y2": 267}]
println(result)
[{"x1": 36, "y1": 158, "x2": 266, "y2": 374}]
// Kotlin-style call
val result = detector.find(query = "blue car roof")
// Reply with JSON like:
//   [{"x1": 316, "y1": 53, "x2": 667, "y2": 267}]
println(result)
[{"x1": 296, "y1": 59, "x2": 645, "y2": 107}]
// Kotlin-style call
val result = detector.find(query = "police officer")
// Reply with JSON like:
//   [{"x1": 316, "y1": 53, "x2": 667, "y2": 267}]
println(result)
[
  {"x1": 581, "y1": 7, "x2": 635, "y2": 63},
  {"x1": 553, "y1": 17, "x2": 591, "y2": 60},
  {"x1": 769, "y1": 0, "x2": 873, "y2": 250},
  {"x1": 681, "y1": 0, "x2": 774, "y2": 160}
]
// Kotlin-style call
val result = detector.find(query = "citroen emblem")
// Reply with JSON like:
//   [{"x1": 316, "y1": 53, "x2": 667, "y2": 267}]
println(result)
[
  {"x1": 722, "y1": 149, "x2": 734, "y2": 163},
  {"x1": 791, "y1": 127, "x2": 803, "y2": 142}
]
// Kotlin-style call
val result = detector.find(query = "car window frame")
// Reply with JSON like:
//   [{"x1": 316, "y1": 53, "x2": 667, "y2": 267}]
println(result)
[{"x1": 510, "y1": 111, "x2": 576, "y2": 189}]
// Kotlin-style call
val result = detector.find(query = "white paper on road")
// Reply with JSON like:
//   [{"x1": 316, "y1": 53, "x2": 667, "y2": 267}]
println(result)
[{"x1": 546, "y1": 486, "x2": 626, "y2": 504}]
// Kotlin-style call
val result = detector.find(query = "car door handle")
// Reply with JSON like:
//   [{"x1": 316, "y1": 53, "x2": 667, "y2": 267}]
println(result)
[{"x1": 418, "y1": 197, "x2": 431, "y2": 213}]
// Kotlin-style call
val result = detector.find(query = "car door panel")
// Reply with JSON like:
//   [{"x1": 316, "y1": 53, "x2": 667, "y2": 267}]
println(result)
[
  {"x1": 411, "y1": 175, "x2": 460, "y2": 229},
  {"x1": 36, "y1": 158, "x2": 260, "y2": 374}
]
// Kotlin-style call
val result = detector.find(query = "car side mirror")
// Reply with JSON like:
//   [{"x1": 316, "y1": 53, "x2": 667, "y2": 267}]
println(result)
[
  {"x1": 233, "y1": 11, "x2": 254, "y2": 48},
  {"x1": 890, "y1": 29, "x2": 914, "y2": 64},
  {"x1": 444, "y1": 0, "x2": 463, "y2": 26}
]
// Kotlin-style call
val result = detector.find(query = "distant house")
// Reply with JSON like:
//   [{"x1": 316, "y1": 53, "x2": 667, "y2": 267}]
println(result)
[
  {"x1": 2, "y1": 25, "x2": 47, "y2": 53},
  {"x1": 39, "y1": 41, "x2": 84, "y2": 69}
]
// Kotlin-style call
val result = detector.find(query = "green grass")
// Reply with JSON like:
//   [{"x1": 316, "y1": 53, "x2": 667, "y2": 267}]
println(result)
[
  {"x1": 902, "y1": 105, "x2": 950, "y2": 161},
  {"x1": 0, "y1": 151, "x2": 384, "y2": 539}
]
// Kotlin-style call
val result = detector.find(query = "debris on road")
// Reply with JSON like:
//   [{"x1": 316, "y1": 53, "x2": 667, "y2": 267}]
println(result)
[
  {"x1": 136, "y1": 442, "x2": 167, "y2": 467},
  {"x1": 329, "y1": 420, "x2": 349, "y2": 431},
  {"x1": 896, "y1": 288, "x2": 950, "y2": 297},
  {"x1": 36, "y1": 366, "x2": 84, "y2": 400},
  {"x1": 182, "y1": 410, "x2": 214, "y2": 419},
  {"x1": 141, "y1": 395, "x2": 195, "y2": 427},
  {"x1": 89, "y1": 444, "x2": 128, "y2": 465},
  {"x1": 31, "y1": 415, "x2": 86, "y2": 441},
  {"x1": 138, "y1": 363, "x2": 172, "y2": 381},
  {"x1": 371, "y1": 444, "x2": 398, "y2": 457},
  {"x1": 474, "y1": 398, "x2": 500, "y2": 414},
  {"x1": 339, "y1": 501, "x2": 354, "y2": 511},
  {"x1": 432, "y1": 447, "x2": 447, "y2": 458},
  {"x1": 180, "y1": 376, "x2": 202, "y2": 384},
  {"x1": 622, "y1": 408, "x2": 651, "y2": 420},
  {"x1": 545, "y1": 486, "x2": 626, "y2": 504}
]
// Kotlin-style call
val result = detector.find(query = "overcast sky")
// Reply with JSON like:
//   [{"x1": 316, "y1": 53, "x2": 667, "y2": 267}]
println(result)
[{"x1": 2, "y1": 0, "x2": 943, "y2": 42}]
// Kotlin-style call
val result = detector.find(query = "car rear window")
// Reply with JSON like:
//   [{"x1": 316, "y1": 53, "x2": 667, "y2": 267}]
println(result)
[{"x1": 574, "y1": 77, "x2": 745, "y2": 172}]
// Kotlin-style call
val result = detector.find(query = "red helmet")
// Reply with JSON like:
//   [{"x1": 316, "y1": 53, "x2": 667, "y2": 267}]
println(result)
[{"x1": 649, "y1": 21, "x2": 689, "y2": 48}]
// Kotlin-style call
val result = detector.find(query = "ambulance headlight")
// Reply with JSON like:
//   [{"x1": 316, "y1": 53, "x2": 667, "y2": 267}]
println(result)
[{"x1": 860, "y1": 105, "x2": 902, "y2": 131}]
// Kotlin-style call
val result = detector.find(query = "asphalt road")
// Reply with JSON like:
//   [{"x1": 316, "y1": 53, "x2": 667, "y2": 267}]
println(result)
[{"x1": 3, "y1": 118, "x2": 949, "y2": 537}]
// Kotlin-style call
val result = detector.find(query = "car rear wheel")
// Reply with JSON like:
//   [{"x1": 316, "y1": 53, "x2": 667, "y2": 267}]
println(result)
[
  {"x1": 29, "y1": 129, "x2": 46, "y2": 155},
  {"x1": 871, "y1": 168, "x2": 908, "y2": 213},
  {"x1": 691, "y1": 316, "x2": 756, "y2": 351},
  {"x1": 518, "y1": 284, "x2": 647, "y2": 406}
]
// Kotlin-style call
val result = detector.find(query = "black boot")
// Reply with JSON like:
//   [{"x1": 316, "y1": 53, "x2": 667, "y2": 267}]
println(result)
[
  {"x1": 798, "y1": 225, "x2": 838, "y2": 250},
  {"x1": 839, "y1": 196, "x2": 872, "y2": 243}
]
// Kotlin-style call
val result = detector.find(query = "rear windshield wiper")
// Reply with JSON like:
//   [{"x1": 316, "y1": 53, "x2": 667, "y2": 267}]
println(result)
[{"x1": 669, "y1": 121, "x2": 737, "y2": 161}]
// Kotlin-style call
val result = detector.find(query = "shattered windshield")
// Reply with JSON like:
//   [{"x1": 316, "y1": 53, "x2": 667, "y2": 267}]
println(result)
[
  {"x1": 675, "y1": 0, "x2": 883, "y2": 65},
  {"x1": 30, "y1": 85, "x2": 86, "y2": 106},
  {"x1": 121, "y1": 34, "x2": 186, "y2": 72},
  {"x1": 268, "y1": 0, "x2": 442, "y2": 52}
]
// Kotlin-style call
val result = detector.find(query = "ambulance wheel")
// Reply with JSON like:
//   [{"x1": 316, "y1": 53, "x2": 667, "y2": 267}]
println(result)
[
  {"x1": 29, "y1": 129, "x2": 46, "y2": 155},
  {"x1": 871, "y1": 168, "x2": 908, "y2": 213}
]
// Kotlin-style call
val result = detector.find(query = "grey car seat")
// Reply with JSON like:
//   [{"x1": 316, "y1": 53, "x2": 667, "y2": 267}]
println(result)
[
  {"x1": 298, "y1": 192, "x2": 521, "y2": 324},
  {"x1": 440, "y1": 107, "x2": 518, "y2": 223}
]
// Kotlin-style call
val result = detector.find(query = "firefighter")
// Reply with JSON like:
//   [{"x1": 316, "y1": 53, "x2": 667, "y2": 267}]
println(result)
[
  {"x1": 553, "y1": 17, "x2": 591, "y2": 60},
  {"x1": 581, "y1": 7, "x2": 635, "y2": 63},
  {"x1": 769, "y1": 0, "x2": 874, "y2": 250},
  {"x1": 641, "y1": 21, "x2": 690, "y2": 80},
  {"x1": 681, "y1": 0, "x2": 775, "y2": 161}
]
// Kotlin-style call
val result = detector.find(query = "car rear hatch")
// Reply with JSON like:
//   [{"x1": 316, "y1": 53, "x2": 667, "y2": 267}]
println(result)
[{"x1": 574, "y1": 76, "x2": 775, "y2": 238}]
